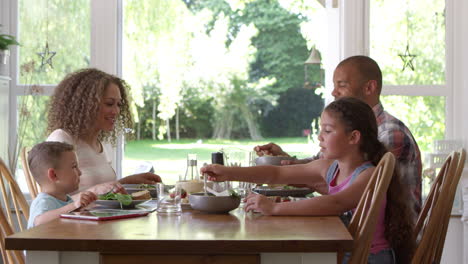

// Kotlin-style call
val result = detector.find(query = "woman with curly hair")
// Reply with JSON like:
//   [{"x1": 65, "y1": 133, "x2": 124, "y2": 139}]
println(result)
[
  {"x1": 202, "y1": 97, "x2": 415, "y2": 263},
  {"x1": 47, "y1": 68, "x2": 161, "y2": 193}
]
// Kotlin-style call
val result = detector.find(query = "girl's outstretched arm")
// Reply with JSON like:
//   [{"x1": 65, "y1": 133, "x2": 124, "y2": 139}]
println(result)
[
  {"x1": 201, "y1": 159, "x2": 333, "y2": 188},
  {"x1": 246, "y1": 166, "x2": 375, "y2": 216}
]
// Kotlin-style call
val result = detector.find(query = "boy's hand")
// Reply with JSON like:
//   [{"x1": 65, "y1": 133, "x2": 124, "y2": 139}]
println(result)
[{"x1": 74, "y1": 191, "x2": 97, "y2": 209}]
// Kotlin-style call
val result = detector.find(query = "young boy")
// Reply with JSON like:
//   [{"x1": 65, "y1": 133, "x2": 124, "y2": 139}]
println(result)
[{"x1": 27, "y1": 141, "x2": 97, "y2": 228}]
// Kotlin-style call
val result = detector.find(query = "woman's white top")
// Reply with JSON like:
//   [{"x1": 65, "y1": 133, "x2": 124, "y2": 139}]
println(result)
[{"x1": 47, "y1": 129, "x2": 116, "y2": 192}]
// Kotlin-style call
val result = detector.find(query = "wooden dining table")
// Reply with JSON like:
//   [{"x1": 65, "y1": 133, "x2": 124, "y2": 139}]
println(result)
[{"x1": 6, "y1": 208, "x2": 353, "y2": 264}]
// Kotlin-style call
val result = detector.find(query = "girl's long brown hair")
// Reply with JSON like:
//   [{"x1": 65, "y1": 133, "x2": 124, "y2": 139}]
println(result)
[
  {"x1": 325, "y1": 97, "x2": 415, "y2": 263},
  {"x1": 47, "y1": 68, "x2": 133, "y2": 145}
]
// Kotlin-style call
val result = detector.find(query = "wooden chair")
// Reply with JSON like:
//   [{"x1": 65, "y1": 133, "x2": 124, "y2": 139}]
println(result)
[
  {"x1": 0, "y1": 157, "x2": 28, "y2": 264},
  {"x1": 20, "y1": 146, "x2": 40, "y2": 199},
  {"x1": 0, "y1": 205, "x2": 25, "y2": 264},
  {"x1": 433, "y1": 148, "x2": 466, "y2": 262},
  {"x1": 411, "y1": 149, "x2": 465, "y2": 264},
  {"x1": 346, "y1": 152, "x2": 396, "y2": 264}
]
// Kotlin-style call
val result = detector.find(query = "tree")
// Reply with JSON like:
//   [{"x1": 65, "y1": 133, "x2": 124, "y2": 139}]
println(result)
[
  {"x1": 124, "y1": 0, "x2": 192, "y2": 141},
  {"x1": 183, "y1": 0, "x2": 324, "y2": 139}
]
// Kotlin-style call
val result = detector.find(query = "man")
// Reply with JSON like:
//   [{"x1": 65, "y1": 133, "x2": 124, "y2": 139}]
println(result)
[{"x1": 255, "y1": 55, "x2": 422, "y2": 213}]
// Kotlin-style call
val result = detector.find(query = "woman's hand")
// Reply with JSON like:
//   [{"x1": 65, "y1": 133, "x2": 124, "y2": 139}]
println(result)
[
  {"x1": 73, "y1": 191, "x2": 97, "y2": 209},
  {"x1": 200, "y1": 164, "x2": 230, "y2": 182},
  {"x1": 119, "y1": 172, "x2": 162, "y2": 184},
  {"x1": 244, "y1": 193, "x2": 277, "y2": 215},
  {"x1": 90, "y1": 181, "x2": 127, "y2": 195}
]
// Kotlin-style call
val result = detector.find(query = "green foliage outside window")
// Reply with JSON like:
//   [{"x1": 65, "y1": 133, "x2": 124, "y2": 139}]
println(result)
[
  {"x1": 18, "y1": 0, "x2": 90, "y2": 84},
  {"x1": 124, "y1": 0, "x2": 324, "y2": 141},
  {"x1": 371, "y1": 0, "x2": 446, "y2": 155}
]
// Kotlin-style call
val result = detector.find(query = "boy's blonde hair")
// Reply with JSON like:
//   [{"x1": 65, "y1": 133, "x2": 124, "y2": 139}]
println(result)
[{"x1": 28, "y1": 141, "x2": 75, "y2": 184}]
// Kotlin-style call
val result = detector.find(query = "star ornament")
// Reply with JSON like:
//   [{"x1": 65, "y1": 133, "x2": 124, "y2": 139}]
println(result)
[
  {"x1": 398, "y1": 44, "x2": 417, "y2": 72},
  {"x1": 37, "y1": 42, "x2": 57, "y2": 70}
]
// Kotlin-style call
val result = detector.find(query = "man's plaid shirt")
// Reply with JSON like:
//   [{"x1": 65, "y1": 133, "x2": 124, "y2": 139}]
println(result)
[{"x1": 373, "y1": 103, "x2": 422, "y2": 213}]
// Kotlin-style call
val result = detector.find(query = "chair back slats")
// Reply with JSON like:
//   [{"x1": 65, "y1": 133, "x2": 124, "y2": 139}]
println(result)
[
  {"x1": 347, "y1": 152, "x2": 396, "y2": 264},
  {"x1": 20, "y1": 147, "x2": 40, "y2": 199},
  {"x1": 434, "y1": 149, "x2": 466, "y2": 263},
  {"x1": 0, "y1": 157, "x2": 28, "y2": 264},
  {"x1": 414, "y1": 154, "x2": 453, "y2": 238},
  {"x1": 412, "y1": 149, "x2": 465, "y2": 264},
  {"x1": 0, "y1": 174, "x2": 14, "y2": 228},
  {"x1": 0, "y1": 206, "x2": 25, "y2": 264},
  {"x1": 0, "y1": 158, "x2": 30, "y2": 223}
]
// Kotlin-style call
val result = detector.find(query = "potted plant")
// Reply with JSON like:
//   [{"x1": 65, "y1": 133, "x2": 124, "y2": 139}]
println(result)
[{"x1": 0, "y1": 33, "x2": 20, "y2": 64}]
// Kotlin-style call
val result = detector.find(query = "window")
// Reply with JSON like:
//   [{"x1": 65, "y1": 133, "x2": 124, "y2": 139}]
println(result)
[
  {"x1": 122, "y1": 0, "x2": 327, "y2": 184},
  {"x1": 11, "y1": 0, "x2": 90, "y2": 195},
  {"x1": 18, "y1": 0, "x2": 90, "y2": 84},
  {"x1": 370, "y1": 0, "x2": 446, "y2": 155}
]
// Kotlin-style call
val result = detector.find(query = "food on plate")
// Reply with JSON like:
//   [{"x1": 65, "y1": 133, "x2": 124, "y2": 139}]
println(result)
[
  {"x1": 169, "y1": 189, "x2": 187, "y2": 199},
  {"x1": 98, "y1": 192, "x2": 133, "y2": 206},
  {"x1": 176, "y1": 180, "x2": 205, "y2": 193},
  {"x1": 266, "y1": 184, "x2": 286, "y2": 189},
  {"x1": 131, "y1": 190, "x2": 151, "y2": 200},
  {"x1": 138, "y1": 184, "x2": 156, "y2": 189}
]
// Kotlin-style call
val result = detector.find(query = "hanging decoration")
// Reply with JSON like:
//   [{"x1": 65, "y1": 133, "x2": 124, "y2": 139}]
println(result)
[
  {"x1": 398, "y1": 0, "x2": 417, "y2": 72},
  {"x1": 37, "y1": 0, "x2": 56, "y2": 70},
  {"x1": 399, "y1": 44, "x2": 416, "y2": 71},
  {"x1": 37, "y1": 42, "x2": 56, "y2": 69}
]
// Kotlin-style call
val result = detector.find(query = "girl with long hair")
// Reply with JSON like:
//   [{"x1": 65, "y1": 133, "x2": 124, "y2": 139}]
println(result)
[{"x1": 201, "y1": 97, "x2": 415, "y2": 263}]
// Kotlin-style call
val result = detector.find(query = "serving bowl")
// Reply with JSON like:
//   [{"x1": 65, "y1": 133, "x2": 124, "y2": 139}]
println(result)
[
  {"x1": 254, "y1": 156, "x2": 296, "y2": 166},
  {"x1": 189, "y1": 193, "x2": 240, "y2": 213}
]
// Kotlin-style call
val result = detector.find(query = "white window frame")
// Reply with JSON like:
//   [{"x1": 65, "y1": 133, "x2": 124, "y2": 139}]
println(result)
[
  {"x1": 6, "y1": 0, "x2": 123, "y2": 178},
  {"x1": 5, "y1": 0, "x2": 467, "y2": 177},
  {"x1": 334, "y1": 0, "x2": 455, "y2": 136}
]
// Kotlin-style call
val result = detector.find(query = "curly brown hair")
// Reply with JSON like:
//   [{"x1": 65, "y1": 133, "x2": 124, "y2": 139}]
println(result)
[{"x1": 47, "y1": 68, "x2": 133, "y2": 145}]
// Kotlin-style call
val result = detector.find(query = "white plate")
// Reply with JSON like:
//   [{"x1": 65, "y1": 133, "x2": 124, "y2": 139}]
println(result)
[
  {"x1": 253, "y1": 187, "x2": 313, "y2": 197},
  {"x1": 94, "y1": 199, "x2": 149, "y2": 209}
]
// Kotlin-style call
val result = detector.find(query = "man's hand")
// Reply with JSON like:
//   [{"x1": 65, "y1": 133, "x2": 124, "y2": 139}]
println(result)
[{"x1": 254, "y1": 143, "x2": 289, "y2": 157}]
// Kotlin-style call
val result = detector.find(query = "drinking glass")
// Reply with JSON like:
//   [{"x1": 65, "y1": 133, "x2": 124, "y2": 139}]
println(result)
[
  {"x1": 237, "y1": 182, "x2": 255, "y2": 207},
  {"x1": 156, "y1": 183, "x2": 182, "y2": 214}
]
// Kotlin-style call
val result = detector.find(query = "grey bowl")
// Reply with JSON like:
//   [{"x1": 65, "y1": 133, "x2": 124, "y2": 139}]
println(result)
[
  {"x1": 189, "y1": 193, "x2": 240, "y2": 214},
  {"x1": 254, "y1": 156, "x2": 296, "y2": 166}
]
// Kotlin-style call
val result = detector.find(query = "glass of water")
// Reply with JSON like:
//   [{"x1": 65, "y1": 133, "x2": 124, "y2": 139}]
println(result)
[{"x1": 156, "y1": 183, "x2": 182, "y2": 214}]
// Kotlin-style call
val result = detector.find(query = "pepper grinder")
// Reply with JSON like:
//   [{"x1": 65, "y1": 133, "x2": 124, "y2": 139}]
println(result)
[{"x1": 211, "y1": 152, "x2": 227, "y2": 192}]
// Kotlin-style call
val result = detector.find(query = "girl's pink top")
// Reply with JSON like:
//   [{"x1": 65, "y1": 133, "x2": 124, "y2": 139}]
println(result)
[{"x1": 327, "y1": 161, "x2": 390, "y2": 254}]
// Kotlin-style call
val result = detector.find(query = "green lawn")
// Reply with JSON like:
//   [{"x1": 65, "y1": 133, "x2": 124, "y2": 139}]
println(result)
[{"x1": 123, "y1": 137, "x2": 319, "y2": 184}]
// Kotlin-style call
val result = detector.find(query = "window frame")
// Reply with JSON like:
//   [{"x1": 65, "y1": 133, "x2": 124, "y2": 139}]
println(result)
[
  {"x1": 335, "y1": 0, "x2": 453, "y2": 135},
  {"x1": 5, "y1": 0, "x2": 464, "y2": 179},
  {"x1": 6, "y1": 0, "x2": 123, "y2": 178}
]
